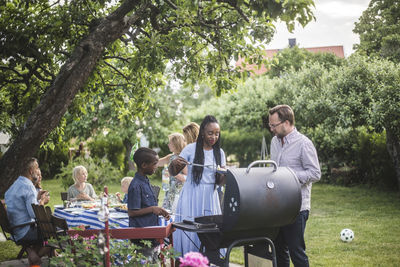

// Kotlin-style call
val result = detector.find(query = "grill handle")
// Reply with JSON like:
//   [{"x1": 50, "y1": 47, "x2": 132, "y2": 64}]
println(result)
[{"x1": 246, "y1": 160, "x2": 277, "y2": 174}]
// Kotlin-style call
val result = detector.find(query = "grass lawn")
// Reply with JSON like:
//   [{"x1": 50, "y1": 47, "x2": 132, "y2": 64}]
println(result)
[{"x1": 1, "y1": 180, "x2": 400, "y2": 266}]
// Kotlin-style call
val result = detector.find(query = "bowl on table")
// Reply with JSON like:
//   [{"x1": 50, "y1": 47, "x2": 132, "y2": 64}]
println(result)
[{"x1": 114, "y1": 203, "x2": 128, "y2": 212}]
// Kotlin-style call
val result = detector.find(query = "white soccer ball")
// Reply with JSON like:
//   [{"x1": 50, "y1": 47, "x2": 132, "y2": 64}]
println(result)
[{"x1": 340, "y1": 228, "x2": 354, "y2": 242}]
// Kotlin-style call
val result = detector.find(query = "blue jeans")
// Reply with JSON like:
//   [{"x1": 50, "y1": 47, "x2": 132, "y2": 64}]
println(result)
[
  {"x1": 274, "y1": 210, "x2": 309, "y2": 267},
  {"x1": 21, "y1": 225, "x2": 38, "y2": 241}
]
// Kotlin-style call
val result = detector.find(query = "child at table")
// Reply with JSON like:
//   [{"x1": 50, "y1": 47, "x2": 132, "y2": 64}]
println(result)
[
  {"x1": 67, "y1": 165, "x2": 97, "y2": 201},
  {"x1": 157, "y1": 133, "x2": 187, "y2": 213},
  {"x1": 128, "y1": 147, "x2": 170, "y2": 227},
  {"x1": 116, "y1": 176, "x2": 133, "y2": 204},
  {"x1": 128, "y1": 147, "x2": 170, "y2": 261}
]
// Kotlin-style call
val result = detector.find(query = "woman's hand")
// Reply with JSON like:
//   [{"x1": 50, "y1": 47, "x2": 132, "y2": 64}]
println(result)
[
  {"x1": 77, "y1": 192, "x2": 93, "y2": 201},
  {"x1": 175, "y1": 173, "x2": 186, "y2": 183},
  {"x1": 169, "y1": 156, "x2": 188, "y2": 176}
]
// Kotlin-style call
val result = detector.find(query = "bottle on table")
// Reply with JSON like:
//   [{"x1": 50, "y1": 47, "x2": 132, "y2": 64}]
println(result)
[{"x1": 162, "y1": 164, "x2": 170, "y2": 191}]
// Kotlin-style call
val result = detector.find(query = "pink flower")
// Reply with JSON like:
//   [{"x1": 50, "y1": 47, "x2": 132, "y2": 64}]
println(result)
[{"x1": 179, "y1": 252, "x2": 209, "y2": 267}]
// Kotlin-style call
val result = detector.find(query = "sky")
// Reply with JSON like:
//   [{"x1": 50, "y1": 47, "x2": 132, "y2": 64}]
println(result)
[{"x1": 265, "y1": 0, "x2": 372, "y2": 57}]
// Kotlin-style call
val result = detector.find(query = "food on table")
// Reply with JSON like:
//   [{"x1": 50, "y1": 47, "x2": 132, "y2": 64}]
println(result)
[{"x1": 81, "y1": 203, "x2": 96, "y2": 209}]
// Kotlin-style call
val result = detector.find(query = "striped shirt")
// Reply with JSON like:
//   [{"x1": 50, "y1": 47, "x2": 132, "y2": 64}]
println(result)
[{"x1": 270, "y1": 128, "x2": 321, "y2": 211}]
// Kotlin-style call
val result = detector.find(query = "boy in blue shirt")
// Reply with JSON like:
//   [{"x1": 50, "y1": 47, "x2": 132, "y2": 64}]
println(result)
[
  {"x1": 128, "y1": 147, "x2": 170, "y2": 262},
  {"x1": 128, "y1": 147, "x2": 170, "y2": 227}
]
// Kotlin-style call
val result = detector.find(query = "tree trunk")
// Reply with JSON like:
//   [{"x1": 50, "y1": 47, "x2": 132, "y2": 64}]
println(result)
[
  {"x1": 123, "y1": 138, "x2": 136, "y2": 171},
  {"x1": 386, "y1": 130, "x2": 400, "y2": 191},
  {"x1": 0, "y1": 0, "x2": 148, "y2": 196}
]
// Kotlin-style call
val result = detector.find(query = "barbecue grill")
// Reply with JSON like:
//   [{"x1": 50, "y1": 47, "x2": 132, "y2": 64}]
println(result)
[{"x1": 173, "y1": 160, "x2": 301, "y2": 267}]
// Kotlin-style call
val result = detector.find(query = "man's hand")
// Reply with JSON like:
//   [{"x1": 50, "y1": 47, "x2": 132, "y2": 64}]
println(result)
[
  {"x1": 38, "y1": 190, "x2": 50, "y2": 205},
  {"x1": 152, "y1": 206, "x2": 171, "y2": 220}
]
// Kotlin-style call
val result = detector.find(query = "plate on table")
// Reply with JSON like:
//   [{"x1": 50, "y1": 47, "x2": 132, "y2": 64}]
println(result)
[
  {"x1": 54, "y1": 204, "x2": 64, "y2": 209},
  {"x1": 115, "y1": 207, "x2": 128, "y2": 213},
  {"x1": 71, "y1": 210, "x2": 85, "y2": 215},
  {"x1": 81, "y1": 203, "x2": 97, "y2": 209},
  {"x1": 64, "y1": 207, "x2": 84, "y2": 213},
  {"x1": 109, "y1": 213, "x2": 129, "y2": 219}
]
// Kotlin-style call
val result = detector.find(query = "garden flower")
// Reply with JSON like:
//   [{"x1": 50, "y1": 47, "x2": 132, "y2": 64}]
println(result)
[{"x1": 179, "y1": 252, "x2": 209, "y2": 267}]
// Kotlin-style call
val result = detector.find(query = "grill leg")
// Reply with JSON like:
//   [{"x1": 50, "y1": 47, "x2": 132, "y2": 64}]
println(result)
[{"x1": 225, "y1": 237, "x2": 277, "y2": 267}]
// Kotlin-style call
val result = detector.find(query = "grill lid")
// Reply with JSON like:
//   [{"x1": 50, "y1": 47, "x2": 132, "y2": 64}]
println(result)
[{"x1": 222, "y1": 160, "x2": 301, "y2": 232}]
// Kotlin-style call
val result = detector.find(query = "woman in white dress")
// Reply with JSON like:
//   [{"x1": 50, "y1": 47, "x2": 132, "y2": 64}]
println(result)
[{"x1": 172, "y1": 115, "x2": 226, "y2": 257}]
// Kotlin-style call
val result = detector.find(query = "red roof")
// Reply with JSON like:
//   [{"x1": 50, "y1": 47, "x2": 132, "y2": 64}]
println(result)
[
  {"x1": 235, "y1": 45, "x2": 344, "y2": 75},
  {"x1": 304, "y1": 46, "x2": 344, "y2": 58}
]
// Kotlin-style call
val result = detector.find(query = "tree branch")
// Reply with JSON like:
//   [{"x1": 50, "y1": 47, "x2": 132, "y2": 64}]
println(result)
[
  {"x1": 103, "y1": 55, "x2": 132, "y2": 62},
  {"x1": 103, "y1": 60, "x2": 130, "y2": 81},
  {"x1": 164, "y1": 0, "x2": 177, "y2": 10},
  {"x1": 0, "y1": 66, "x2": 25, "y2": 79}
]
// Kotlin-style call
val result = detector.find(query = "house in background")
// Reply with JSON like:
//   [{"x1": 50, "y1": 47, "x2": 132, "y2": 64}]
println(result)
[{"x1": 236, "y1": 38, "x2": 345, "y2": 75}]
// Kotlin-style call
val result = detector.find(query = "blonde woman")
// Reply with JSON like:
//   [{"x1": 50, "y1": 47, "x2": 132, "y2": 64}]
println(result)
[
  {"x1": 182, "y1": 122, "x2": 199, "y2": 144},
  {"x1": 157, "y1": 133, "x2": 187, "y2": 212},
  {"x1": 67, "y1": 166, "x2": 97, "y2": 201}
]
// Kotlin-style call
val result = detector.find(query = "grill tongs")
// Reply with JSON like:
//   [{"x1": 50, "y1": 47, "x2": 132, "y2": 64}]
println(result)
[
  {"x1": 183, "y1": 219, "x2": 217, "y2": 229},
  {"x1": 169, "y1": 156, "x2": 227, "y2": 176},
  {"x1": 173, "y1": 219, "x2": 219, "y2": 233}
]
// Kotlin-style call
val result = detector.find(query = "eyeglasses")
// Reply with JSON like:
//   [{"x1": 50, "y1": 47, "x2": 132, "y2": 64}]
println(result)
[{"x1": 268, "y1": 121, "x2": 284, "y2": 128}]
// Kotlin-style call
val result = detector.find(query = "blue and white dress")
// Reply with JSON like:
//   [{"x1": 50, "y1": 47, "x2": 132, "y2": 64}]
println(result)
[
  {"x1": 162, "y1": 154, "x2": 184, "y2": 213},
  {"x1": 173, "y1": 143, "x2": 226, "y2": 256}
]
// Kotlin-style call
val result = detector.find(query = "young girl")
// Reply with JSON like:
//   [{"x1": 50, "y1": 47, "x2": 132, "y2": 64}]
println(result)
[
  {"x1": 172, "y1": 115, "x2": 226, "y2": 256},
  {"x1": 67, "y1": 165, "x2": 97, "y2": 201},
  {"x1": 158, "y1": 133, "x2": 186, "y2": 213}
]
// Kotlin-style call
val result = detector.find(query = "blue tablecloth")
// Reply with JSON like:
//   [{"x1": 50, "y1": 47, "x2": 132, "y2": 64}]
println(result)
[
  {"x1": 54, "y1": 208, "x2": 173, "y2": 229},
  {"x1": 54, "y1": 208, "x2": 129, "y2": 229}
]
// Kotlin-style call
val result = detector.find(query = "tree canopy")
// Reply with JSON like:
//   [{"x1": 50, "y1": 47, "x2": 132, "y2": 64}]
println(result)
[
  {"x1": 0, "y1": 0, "x2": 315, "y2": 195},
  {"x1": 353, "y1": 0, "x2": 400, "y2": 63}
]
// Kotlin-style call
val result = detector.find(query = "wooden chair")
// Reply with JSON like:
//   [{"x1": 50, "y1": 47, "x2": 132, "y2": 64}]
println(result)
[
  {"x1": 31, "y1": 204, "x2": 69, "y2": 252},
  {"x1": 60, "y1": 192, "x2": 68, "y2": 202},
  {"x1": 0, "y1": 200, "x2": 38, "y2": 259}
]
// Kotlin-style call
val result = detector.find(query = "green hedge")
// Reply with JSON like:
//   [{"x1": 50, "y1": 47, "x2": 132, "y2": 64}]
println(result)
[
  {"x1": 36, "y1": 141, "x2": 70, "y2": 180},
  {"x1": 88, "y1": 133, "x2": 126, "y2": 173},
  {"x1": 221, "y1": 129, "x2": 272, "y2": 167},
  {"x1": 307, "y1": 126, "x2": 396, "y2": 188}
]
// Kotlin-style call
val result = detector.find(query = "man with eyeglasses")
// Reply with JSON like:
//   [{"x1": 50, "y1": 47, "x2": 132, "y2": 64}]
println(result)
[{"x1": 268, "y1": 104, "x2": 321, "y2": 267}]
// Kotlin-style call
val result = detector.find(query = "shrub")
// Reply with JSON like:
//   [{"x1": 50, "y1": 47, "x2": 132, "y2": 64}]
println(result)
[
  {"x1": 221, "y1": 129, "x2": 271, "y2": 167},
  {"x1": 49, "y1": 233, "x2": 177, "y2": 266},
  {"x1": 352, "y1": 127, "x2": 397, "y2": 188},
  {"x1": 88, "y1": 133, "x2": 126, "y2": 173},
  {"x1": 308, "y1": 125, "x2": 397, "y2": 188},
  {"x1": 36, "y1": 141, "x2": 70, "y2": 180}
]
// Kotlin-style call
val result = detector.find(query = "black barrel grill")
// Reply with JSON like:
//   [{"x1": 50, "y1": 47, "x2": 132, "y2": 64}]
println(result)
[{"x1": 173, "y1": 160, "x2": 301, "y2": 267}]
